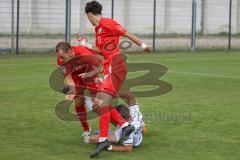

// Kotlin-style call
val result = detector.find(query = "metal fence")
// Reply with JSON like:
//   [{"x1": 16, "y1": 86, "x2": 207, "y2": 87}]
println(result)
[{"x1": 0, "y1": 0, "x2": 239, "y2": 54}]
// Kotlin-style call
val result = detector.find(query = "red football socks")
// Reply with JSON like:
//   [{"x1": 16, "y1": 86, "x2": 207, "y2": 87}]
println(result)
[
  {"x1": 99, "y1": 106, "x2": 111, "y2": 138},
  {"x1": 110, "y1": 107, "x2": 126, "y2": 126},
  {"x1": 75, "y1": 105, "x2": 90, "y2": 131}
]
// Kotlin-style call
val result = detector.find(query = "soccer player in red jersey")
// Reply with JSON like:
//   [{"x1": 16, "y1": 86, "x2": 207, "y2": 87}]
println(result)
[
  {"x1": 55, "y1": 41, "x2": 102, "y2": 140},
  {"x1": 80, "y1": 1, "x2": 151, "y2": 157}
]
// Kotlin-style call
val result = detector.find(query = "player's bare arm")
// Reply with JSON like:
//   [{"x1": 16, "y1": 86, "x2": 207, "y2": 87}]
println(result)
[
  {"x1": 108, "y1": 145, "x2": 133, "y2": 152},
  {"x1": 88, "y1": 130, "x2": 134, "y2": 152},
  {"x1": 77, "y1": 31, "x2": 151, "y2": 53},
  {"x1": 79, "y1": 65, "x2": 103, "y2": 79},
  {"x1": 88, "y1": 134, "x2": 117, "y2": 144},
  {"x1": 64, "y1": 74, "x2": 76, "y2": 103},
  {"x1": 124, "y1": 31, "x2": 151, "y2": 53}
]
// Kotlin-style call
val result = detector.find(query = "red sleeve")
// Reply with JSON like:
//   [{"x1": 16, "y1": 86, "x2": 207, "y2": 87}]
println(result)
[
  {"x1": 72, "y1": 46, "x2": 101, "y2": 67},
  {"x1": 106, "y1": 19, "x2": 127, "y2": 36},
  {"x1": 73, "y1": 46, "x2": 96, "y2": 56},
  {"x1": 78, "y1": 55, "x2": 102, "y2": 68}
]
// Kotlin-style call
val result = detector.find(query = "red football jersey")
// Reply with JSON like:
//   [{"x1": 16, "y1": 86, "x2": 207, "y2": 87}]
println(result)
[
  {"x1": 57, "y1": 46, "x2": 97, "y2": 65},
  {"x1": 57, "y1": 46, "x2": 102, "y2": 79},
  {"x1": 72, "y1": 45, "x2": 96, "y2": 56},
  {"x1": 57, "y1": 46, "x2": 101, "y2": 94},
  {"x1": 95, "y1": 18, "x2": 127, "y2": 72}
]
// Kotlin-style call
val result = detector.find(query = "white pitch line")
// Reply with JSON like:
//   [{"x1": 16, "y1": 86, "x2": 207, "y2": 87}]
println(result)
[
  {"x1": 0, "y1": 63, "x2": 54, "y2": 66},
  {"x1": 168, "y1": 71, "x2": 240, "y2": 80},
  {"x1": 0, "y1": 62, "x2": 239, "y2": 80}
]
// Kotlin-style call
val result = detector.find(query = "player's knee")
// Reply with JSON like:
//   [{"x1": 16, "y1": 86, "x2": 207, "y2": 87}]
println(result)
[
  {"x1": 127, "y1": 92, "x2": 135, "y2": 100},
  {"x1": 120, "y1": 91, "x2": 136, "y2": 103},
  {"x1": 92, "y1": 103, "x2": 100, "y2": 112},
  {"x1": 93, "y1": 98, "x2": 103, "y2": 109}
]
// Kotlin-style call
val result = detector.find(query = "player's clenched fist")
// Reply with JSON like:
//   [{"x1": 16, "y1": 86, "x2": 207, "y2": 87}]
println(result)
[{"x1": 65, "y1": 94, "x2": 75, "y2": 103}]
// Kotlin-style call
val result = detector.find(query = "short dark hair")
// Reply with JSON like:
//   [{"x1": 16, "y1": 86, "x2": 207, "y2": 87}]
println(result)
[
  {"x1": 116, "y1": 104, "x2": 130, "y2": 121},
  {"x1": 55, "y1": 41, "x2": 72, "y2": 53},
  {"x1": 85, "y1": 1, "x2": 102, "y2": 15}
]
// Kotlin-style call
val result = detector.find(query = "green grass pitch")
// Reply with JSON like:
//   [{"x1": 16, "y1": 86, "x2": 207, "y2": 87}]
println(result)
[{"x1": 0, "y1": 51, "x2": 240, "y2": 160}]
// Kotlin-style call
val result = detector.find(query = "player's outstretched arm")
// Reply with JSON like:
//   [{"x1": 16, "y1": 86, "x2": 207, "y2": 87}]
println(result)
[
  {"x1": 124, "y1": 31, "x2": 151, "y2": 53},
  {"x1": 88, "y1": 133, "x2": 118, "y2": 144},
  {"x1": 108, "y1": 145, "x2": 133, "y2": 152},
  {"x1": 89, "y1": 135, "x2": 133, "y2": 152},
  {"x1": 78, "y1": 54, "x2": 103, "y2": 79},
  {"x1": 79, "y1": 65, "x2": 103, "y2": 79}
]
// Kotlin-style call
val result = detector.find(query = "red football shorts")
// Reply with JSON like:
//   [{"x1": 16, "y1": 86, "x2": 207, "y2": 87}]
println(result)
[
  {"x1": 99, "y1": 57, "x2": 127, "y2": 97},
  {"x1": 73, "y1": 77, "x2": 99, "y2": 97}
]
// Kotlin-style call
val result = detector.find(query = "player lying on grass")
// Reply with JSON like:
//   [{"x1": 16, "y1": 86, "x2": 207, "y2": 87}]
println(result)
[
  {"x1": 84, "y1": 91, "x2": 144, "y2": 152},
  {"x1": 78, "y1": 1, "x2": 151, "y2": 157}
]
